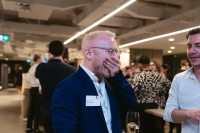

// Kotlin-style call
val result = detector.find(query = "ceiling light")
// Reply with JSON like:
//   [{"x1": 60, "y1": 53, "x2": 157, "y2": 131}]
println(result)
[
  {"x1": 119, "y1": 25, "x2": 200, "y2": 48},
  {"x1": 168, "y1": 38, "x2": 174, "y2": 41},
  {"x1": 168, "y1": 50, "x2": 172, "y2": 53},
  {"x1": 64, "y1": 0, "x2": 137, "y2": 45},
  {"x1": 170, "y1": 46, "x2": 175, "y2": 49}
]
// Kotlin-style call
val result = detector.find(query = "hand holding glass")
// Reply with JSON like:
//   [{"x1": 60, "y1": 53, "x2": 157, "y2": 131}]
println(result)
[{"x1": 126, "y1": 112, "x2": 140, "y2": 133}]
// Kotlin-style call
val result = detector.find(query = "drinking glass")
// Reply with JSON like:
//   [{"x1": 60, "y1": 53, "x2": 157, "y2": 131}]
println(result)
[{"x1": 126, "y1": 111, "x2": 140, "y2": 133}]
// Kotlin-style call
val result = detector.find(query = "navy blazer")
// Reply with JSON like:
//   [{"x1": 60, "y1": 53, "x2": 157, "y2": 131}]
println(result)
[{"x1": 51, "y1": 66, "x2": 137, "y2": 133}]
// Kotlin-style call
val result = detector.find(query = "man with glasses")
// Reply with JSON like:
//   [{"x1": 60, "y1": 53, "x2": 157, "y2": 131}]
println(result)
[{"x1": 51, "y1": 30, "x2": 137, "y2": 133}]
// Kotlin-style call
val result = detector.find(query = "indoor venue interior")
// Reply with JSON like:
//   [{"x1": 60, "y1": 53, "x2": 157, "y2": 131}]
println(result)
[{"x1": 0, "y1": 0, "x2": 200, "y2": 133}]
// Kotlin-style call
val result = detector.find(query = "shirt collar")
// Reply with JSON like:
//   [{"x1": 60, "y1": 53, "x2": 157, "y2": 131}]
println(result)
[
  {"x1": 188, "y1": 67, "x2": 196, "y2": 79},
  {"x1": 80, "y1": 64, "x2": 99, "y2": 83},
  {"x1": 48, "y1": 58, "x2": 62, "y2": 63}
]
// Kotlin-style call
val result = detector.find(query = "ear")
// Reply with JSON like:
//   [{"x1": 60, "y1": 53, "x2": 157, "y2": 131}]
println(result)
[{"x1": 84, "y1": 49, "x2": 93, "y2": 60}]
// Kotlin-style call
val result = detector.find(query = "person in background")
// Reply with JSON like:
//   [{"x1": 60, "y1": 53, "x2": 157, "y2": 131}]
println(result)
[
  {"x1": 26, "y1": 54, "x2": 42, "y2": 133},
  {"x1": 161, "y1": 64, "x2": 173, "y2": 81},
  {"x1": 163, "y1": 28, "x2": 200, "y2": 133},
  {"x1": 161, "y1": 63, "x2": 173, "y2": 99},
  {"x1": 150, "y1": 59, "x2": 165, "y2": 77},
  {"x1": 122, "y1": 66, "x2": 132, "y2": 79},
  {"x1": 177, "y1": 59, "x2": 190, "y2": 73},
  {"x1": 35, "y1": 40, "x2": 76, "y2": 133},
  {"x1": 131, "y1": 65, "x2": 141, "y2": 77},
  {"x1": 22, "y1": 65, "x2": 31, "y2": 121},
  {"x1": 129, "y1": 55, "x2": 171, "y2": 133},
  {"x1": 51, "y1": 30, "x2": 137, "y2": 133}
]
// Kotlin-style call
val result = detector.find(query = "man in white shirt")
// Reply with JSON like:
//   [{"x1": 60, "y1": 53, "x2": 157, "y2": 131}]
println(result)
[
  {"x1": 164, "y1": 28, "x2": 200, "y2": 133},
  {"x1": 26, "y1": 54, "x2": 42, "y2": 133}
]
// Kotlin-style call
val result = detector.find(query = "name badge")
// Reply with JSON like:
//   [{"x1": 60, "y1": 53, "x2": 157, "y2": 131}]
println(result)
[{"x1": 86, "y1": 95, "x2": 100, "y2": 106}]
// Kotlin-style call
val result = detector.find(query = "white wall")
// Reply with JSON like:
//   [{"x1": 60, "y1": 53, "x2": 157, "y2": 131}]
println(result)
[{"x1": 120, "y1": 52, "x2": 130, "y2": 68}]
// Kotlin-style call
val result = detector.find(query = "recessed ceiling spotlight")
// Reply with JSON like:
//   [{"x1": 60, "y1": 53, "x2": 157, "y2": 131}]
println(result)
[
  {"x1": 169, "y1": 38, "x2": 175, "y2": 42},
  {"x1": 168, "y1": 50, "x2": 172, "y2": 53},
  {"x1": 170, "y1": 46, "x2": 175, "y2": 49}
]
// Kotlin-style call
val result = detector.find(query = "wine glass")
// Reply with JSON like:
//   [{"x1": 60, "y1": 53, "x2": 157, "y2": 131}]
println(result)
[{"x1": 126, "y1": 111, "x2": 140, "y2": 133}]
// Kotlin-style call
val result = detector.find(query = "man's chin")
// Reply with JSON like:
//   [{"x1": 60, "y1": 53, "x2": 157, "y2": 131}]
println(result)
[
  {"x1": 104, "y1": 75, "x2": 111, "y2": 78},
  {"x1": 102, "y1": 72, "x2": 111, "y2": 78}
]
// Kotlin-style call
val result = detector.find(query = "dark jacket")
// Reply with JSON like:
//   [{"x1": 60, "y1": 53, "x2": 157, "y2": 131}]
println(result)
[
  {"x1": 51, "y1": 66, "x2": 137, "y2": 133},
  {"x1": 35, "y1": 59, "x2": 75, "y2": 116}
]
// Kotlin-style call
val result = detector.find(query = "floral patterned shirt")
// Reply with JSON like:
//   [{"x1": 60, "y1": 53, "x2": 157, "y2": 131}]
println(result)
[{"x1": 129, "y1": 70, "x2": 171, "y2": 108}]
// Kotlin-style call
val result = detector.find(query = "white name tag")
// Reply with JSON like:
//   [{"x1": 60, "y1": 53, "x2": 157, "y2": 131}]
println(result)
[{"x1": 86, "y1": 95, "x2": 100, "y2": 106}]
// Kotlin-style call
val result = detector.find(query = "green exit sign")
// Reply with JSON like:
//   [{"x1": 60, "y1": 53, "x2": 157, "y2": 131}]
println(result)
[{"x1": 0, "y1": 34, "x2": 10, "y2": 42}]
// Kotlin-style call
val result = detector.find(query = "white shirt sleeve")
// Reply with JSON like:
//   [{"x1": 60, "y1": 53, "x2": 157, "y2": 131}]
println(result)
[{"x1": 163, "y1": 74, "x2": 180, "y2": 122}]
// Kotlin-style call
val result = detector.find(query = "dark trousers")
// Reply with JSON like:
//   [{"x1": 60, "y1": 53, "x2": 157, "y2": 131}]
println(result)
[
  {"x1": 169, "y1": 122, "x2": 181, "y2": 133},
  {"x1": 43, "y1": 115, "x2": 54, "y2": 133},
  {"x1": 26, "y1": 87, "x2": 41, "y2": 130}
]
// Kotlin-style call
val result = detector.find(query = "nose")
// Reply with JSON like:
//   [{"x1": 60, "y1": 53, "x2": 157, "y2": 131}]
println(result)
[
  {"x1": 188, "y1": 46, "x2": 196, "y2": 54},
  {"x1": 115, "y1": 53, "x2": 120, "y2": 59},
  {"x1": 111, "y1": 51, "x2": 120, "y2": 58}
]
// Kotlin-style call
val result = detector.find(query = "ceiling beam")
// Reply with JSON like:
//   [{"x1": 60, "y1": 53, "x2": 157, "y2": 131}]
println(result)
[
  {"x1": 101, "y1": 16, "x2": 142, "y2": 28},
  {"x1": 75, "y1": 0, "x2": 128, "y2": 26},
  {"x1": 123, "y1": 5, "x2": 165, "y2": 20},
  {"x1": 4, "y1": 0, "x2": 92, "y2": 9},
  {"x1": 118, "y1": 7, "x2": 200, "y2": 39},
  {"x1": 142, "y1": 0, "x2": 181, "y2": 7},
  {"x1": 0, "y1": 21, "x2": 78, "y2": 38}
]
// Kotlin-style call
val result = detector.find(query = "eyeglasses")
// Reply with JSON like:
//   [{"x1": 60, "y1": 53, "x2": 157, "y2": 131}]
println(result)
[{"x1": 87, "y1": 47, "x2": 119, "y2": 56}]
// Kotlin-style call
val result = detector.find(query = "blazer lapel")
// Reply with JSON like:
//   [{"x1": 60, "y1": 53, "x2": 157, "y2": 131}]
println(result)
[{"x1": 76, "y1": 67, "x2": 107, "y2": 126}]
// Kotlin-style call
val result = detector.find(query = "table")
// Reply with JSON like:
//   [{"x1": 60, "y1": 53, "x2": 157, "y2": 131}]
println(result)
[
  {"x1": 145, "y1": 108, "x2": 164, "y2": 118},
  {"x1": 144, "y1": 108, "x2": 165, "y2": 133}
]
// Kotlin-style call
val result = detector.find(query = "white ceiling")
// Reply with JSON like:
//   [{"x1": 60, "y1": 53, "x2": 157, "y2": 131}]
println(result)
[{"x1": 0, "y1": 0, "x2": 200, "y2": 60}]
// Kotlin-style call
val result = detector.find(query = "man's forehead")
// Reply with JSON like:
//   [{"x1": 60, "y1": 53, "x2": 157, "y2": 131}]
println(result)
[
  {"x1": 91, "y1": 35, "x2": 116, "y2": 44},
  {"x1": 188, "y1": 34, "x2": 200, "y2": 43}
]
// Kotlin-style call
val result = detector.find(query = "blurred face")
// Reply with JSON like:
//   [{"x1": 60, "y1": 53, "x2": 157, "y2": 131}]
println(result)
[
  {"x1": 187, "y1": 34, "x2": 200, "y2": 68},
  {"x1": 132, "y1": 67, "x2": 141, "y2": 76},
  {"x1": 37, "y1": 57, "x2": 43, "y2": 63},
  {"x1": 137, "y1": 63, "x2": 142, "y2": 71},
  {"x1": 150, "y1": 61, "x2": 156, "y2": 71},
  {"x1": 89, "y1": 35, "x2": 119, "y2": 78}
]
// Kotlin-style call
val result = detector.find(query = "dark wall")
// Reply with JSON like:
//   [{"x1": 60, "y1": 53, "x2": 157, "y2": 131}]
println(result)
[
  {"x1": 0, "y1": 60, "x2": 30, "y2": 87},
  {"x1": 130, "y1": 48, "x2": 163, "y2": 65},
  {"x1": 163, "y1": 53, "x2": 188, "y2": 77}
]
